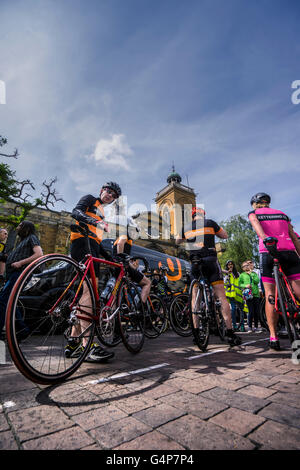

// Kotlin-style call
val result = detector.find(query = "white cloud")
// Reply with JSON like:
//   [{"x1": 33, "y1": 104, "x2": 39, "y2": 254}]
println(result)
[{"x1": 88, "y1": 134, "x2": 133, "y2": 170}]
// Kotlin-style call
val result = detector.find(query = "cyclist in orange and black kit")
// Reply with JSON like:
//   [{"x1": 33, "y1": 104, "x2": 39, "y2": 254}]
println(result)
[
  {"x1": 176, "y1": 207, "x2": 241, "y2": 346},
  {"x1": 66, "y1": 181, "x2": 121, "y2": 363}
]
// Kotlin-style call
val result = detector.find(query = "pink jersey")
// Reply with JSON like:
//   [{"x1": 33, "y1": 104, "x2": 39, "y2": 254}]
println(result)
[{"x1": 248, "y1": 207, "x2": 295, "y2": 253}]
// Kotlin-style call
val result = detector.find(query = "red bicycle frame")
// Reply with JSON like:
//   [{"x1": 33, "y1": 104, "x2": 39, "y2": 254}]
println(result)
[
  {"x1": 49, "y1": 254, "x2": 124, "y2": 323},
  {"x1": 273, "y1": 259, "x2": 300, "y2": 320}
]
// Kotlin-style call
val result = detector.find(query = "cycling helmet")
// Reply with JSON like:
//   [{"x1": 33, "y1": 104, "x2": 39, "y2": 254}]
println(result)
[
  {"x1": 250, "y1": 193, "x2": 271, "y2": 205},
  {"x1": 159, "y1": 265, "x2": 168, "y2": 271},
  {"x1": 102, "y1": 181, "x2": 122, "y2": 198},
  {"x1": 127, "y1": 216, "x2": 140, "y2": 231},
  {"x1": 192, "y1": 206, "x2": 206, "y2": 218}
]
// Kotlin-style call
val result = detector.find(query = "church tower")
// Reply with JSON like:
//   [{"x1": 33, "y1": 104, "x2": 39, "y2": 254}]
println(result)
[{"x1": 155, "y1": 165, "x2": 196, "y2": 239}]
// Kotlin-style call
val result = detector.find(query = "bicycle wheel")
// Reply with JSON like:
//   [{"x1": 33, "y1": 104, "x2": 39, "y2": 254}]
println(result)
[
  {"x1": 169, "y1": 294, "x2": 192, "y2": 337},
  {"x1": 6, "y1": 254, "x2": 96, "y2": 385},
  {"x1": 117, "y1": 279, "x2": 145, "y2": 353},
  {"x1": 144, "y1": 294, "x2": 168, "y2": 339},
  {"x1": 213, "y1": 297, "x2": 226, "y2": 341},
  {"x1": 274, "y1": 269, "x2": 295, "y2": 345},
  {"x1": 189, "y1": 280, "x2": 209, "y2": 351},
  {"x1": 259, "y1": 298, "x2": 269, "y2": 331}
]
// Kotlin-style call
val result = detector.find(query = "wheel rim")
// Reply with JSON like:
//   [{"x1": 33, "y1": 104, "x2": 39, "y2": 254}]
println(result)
[{"x1": 6, "y1": 255, "x2": 95, "y2": 383}]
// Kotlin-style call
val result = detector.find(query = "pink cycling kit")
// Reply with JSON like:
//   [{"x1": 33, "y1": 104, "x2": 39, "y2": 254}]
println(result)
[
  {"x1": 253, "y1": 208, "x2": 295, "y2": 252},
  {"x1": 248, "y1": 207, "x2": 300, "y2": 284}
]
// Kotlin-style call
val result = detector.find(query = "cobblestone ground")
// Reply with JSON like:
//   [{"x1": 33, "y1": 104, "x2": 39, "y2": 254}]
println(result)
[{"x1": 0, "y1": 330, "x2": 300, "y2": 451}]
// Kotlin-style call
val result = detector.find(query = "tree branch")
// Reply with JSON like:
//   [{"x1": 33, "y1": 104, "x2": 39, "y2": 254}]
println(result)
[
  {"x1": 0, "y1": 148, "x2": 19, "y2": 158},
  {"x1": 40, "y1": 177, "x2": 65, "y2": 210}
]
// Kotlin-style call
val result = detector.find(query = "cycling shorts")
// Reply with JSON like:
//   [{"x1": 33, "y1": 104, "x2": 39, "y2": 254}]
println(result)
[
  {"x1": 70, "y1": 237, "x2": 102, "y2": 278},
  {"x1": 259, "y1": 250, "x2": 300, "y2": 284},
  {"x1": 127, "y1": 265, "x2": 144, "y2": 284},
  {"x1": 191, "y1": 255, "x2": 224, "y2": 286}
]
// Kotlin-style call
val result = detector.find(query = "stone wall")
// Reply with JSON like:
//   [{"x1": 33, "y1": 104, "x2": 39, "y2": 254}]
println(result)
[
  {"x1": 0, "y1": 201, "x2": 224, "y2": 258},
  {"x1": 0, "y1": 202, "x2": 188, "y2": 258}
]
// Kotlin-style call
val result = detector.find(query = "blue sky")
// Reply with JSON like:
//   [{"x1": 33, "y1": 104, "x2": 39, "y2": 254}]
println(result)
[{"x1": 1, "y1": 0, "x2": 300, "y2": 232}]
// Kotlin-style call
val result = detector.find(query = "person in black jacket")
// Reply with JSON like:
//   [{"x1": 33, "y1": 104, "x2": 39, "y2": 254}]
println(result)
[
  {"x1": 0, "y1": 222, "x2": 43, "y2": 340},
  {"x1": 66, "y1": 182, "x2": 121, "y2": 363},
  {"x1": 0, "y1": 228, "x2": 8, "y2": 282}
]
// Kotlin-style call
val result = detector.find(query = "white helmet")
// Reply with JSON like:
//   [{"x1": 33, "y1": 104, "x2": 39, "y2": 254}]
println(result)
[{"x1": 127, "y1": 217, "x2": 140, "y2": 232}]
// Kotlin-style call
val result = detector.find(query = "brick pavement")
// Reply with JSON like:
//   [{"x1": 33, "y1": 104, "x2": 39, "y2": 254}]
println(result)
[{"x1": 0, "y1": 330, "x2": 300, "y2": 450}]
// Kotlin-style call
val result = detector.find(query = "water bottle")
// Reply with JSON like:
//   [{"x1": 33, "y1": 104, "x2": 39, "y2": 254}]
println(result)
[{"x1": 100, "y1": 276, "x2": 116, "y2": 300}]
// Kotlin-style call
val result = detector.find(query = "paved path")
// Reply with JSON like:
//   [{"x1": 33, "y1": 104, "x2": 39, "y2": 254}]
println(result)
[{"x1": 0, "y1": 330, "x2": 300, "y2": 451}]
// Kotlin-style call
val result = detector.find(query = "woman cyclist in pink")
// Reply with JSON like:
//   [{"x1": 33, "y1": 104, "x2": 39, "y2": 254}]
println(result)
[{"x1": 248, "y1": 193, "x2": 300, "y2": 350}]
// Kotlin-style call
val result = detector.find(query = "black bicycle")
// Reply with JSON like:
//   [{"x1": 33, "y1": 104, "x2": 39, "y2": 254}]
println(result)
[
  {"x1": 264, "y1": 237, "x2": 300, "y2": 348},
  {"x1": 189, "y1": 257, "x2": 226, "y2": 351},
  {"x1": 169, "y1": 293, "x2": 191, "y2": 337}
]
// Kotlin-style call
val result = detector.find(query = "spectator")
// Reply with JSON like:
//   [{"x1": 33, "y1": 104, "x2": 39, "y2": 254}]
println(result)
[
  {"x1": 224, "y1": 260, "x2": 244, "y2": 331},
  {"x1": 0, "y1": 228, "x2": 8, "y2": 281},
  {"x1": 0, "y1": 221, "x2": 43, "y2": 340},
  {"x1": 239, "y1": 260, "x2": 262, "y2": 332}
]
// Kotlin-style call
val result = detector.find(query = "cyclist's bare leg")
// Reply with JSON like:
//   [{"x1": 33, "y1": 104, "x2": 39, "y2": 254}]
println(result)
[
  {"x1": 212, "y1": 283, "x2": 232, "y2": 330},
  {"x1": 191, "y1": 282, "x2": 200, "y2": 328},
  {"x1": 70, "y1": 278, "x2": 96, "y2": 347},
  {"x1": 290, "y1": 279, "x2": 300, "y2": 301},
  {"x1": 263, "y1": 282, "x2": 278, "y2": 339},
  {"x1": 139, "y1": 276, "x2": 151, "y2": 304}
]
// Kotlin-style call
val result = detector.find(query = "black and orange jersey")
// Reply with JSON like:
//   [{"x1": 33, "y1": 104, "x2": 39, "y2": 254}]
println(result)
[
  {"x1": 70, "y1": 194, "x2": 105, "y2": 244},
  {"x1": 183, "y1": 218, "x2": 222, "y2": 256}
]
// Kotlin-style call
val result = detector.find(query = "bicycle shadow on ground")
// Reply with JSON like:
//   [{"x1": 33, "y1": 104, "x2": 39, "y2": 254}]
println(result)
[
  {"x1": 35, "y1": 336, "x2": 294, "y2": 411},
  {"x1": 183, "y1": 339, "x2": 293, "y2": 377},
  {"x1": 35, "y1": 365, "x2": 175, "y2": 410}
]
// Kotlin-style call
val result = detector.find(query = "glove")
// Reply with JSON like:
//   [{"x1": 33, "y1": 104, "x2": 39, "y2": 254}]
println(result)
[
  {"x1": 114, "y1": 253, "x2": 131, "y2": 264},
  {"x1": 96, "y1": 221, "x2": 109, "y2": 232}
]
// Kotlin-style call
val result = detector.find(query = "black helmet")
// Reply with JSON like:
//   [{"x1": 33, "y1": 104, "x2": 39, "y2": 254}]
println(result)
[
  {"x1": 250, "y1": 193, "x2": 271, "y2": 205},
  {"x1": 159, "y1": 265, "x2": 168, "y2": 272},
  {"x1": 102, "y1": 181, "x2": 122, "y2": 198}
]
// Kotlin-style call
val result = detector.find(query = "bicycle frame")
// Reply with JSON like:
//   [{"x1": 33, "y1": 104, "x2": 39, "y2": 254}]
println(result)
[
  {"x1": 273, "y1": 259, "x2": 300, "y2": 320},
  {"x1": 48, "y1": 253, "x2": 124, "y2": 324}
]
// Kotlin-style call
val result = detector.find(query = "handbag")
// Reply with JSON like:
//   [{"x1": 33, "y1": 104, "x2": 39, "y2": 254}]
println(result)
[{"x1": 242, "y1": 287, "x2": 253, "y2": 301}]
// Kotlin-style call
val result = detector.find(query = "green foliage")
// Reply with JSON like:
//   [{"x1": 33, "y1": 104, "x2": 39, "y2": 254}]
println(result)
[
  {"x1": 0, "y1": 135, "x2": 64, "y2": 228},
  {"x1": 219, "y1": 214, "x2": 259, "y2": 271},
  {"x1": 0, "y1": 162, "x2": 19, "y2": 201}
]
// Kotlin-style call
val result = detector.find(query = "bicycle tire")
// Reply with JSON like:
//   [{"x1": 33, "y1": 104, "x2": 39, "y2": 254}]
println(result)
[
  {"x1": 6, "y1": 254, "x2": 96, "y2": 385},
  {"x1": 144, "y1": 294, "x2": 168, "y2": 339},
  {"x1": 213, "y1": 298, "x2": 226, "y2": 341},
  {"x1": 274, "y1": 268, "x2": 295, "y2": 345},
  {"x1": 259, "y1": 298, "x2": 269, "y2": 331},
  {"x1": 117, "y1": 279, "x2": 145, "y2": 353},
  {"x1": 169, "y1": 294, "x2": 192, "y2": 337},
  {"x1": 189, "y1": 279, "x2": 209, "y2": 351}
]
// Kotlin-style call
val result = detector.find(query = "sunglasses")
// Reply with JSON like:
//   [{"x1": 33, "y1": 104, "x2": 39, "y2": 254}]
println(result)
[{"x1": 103, "y1": 188, "x2": 117, "y2": 199}]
